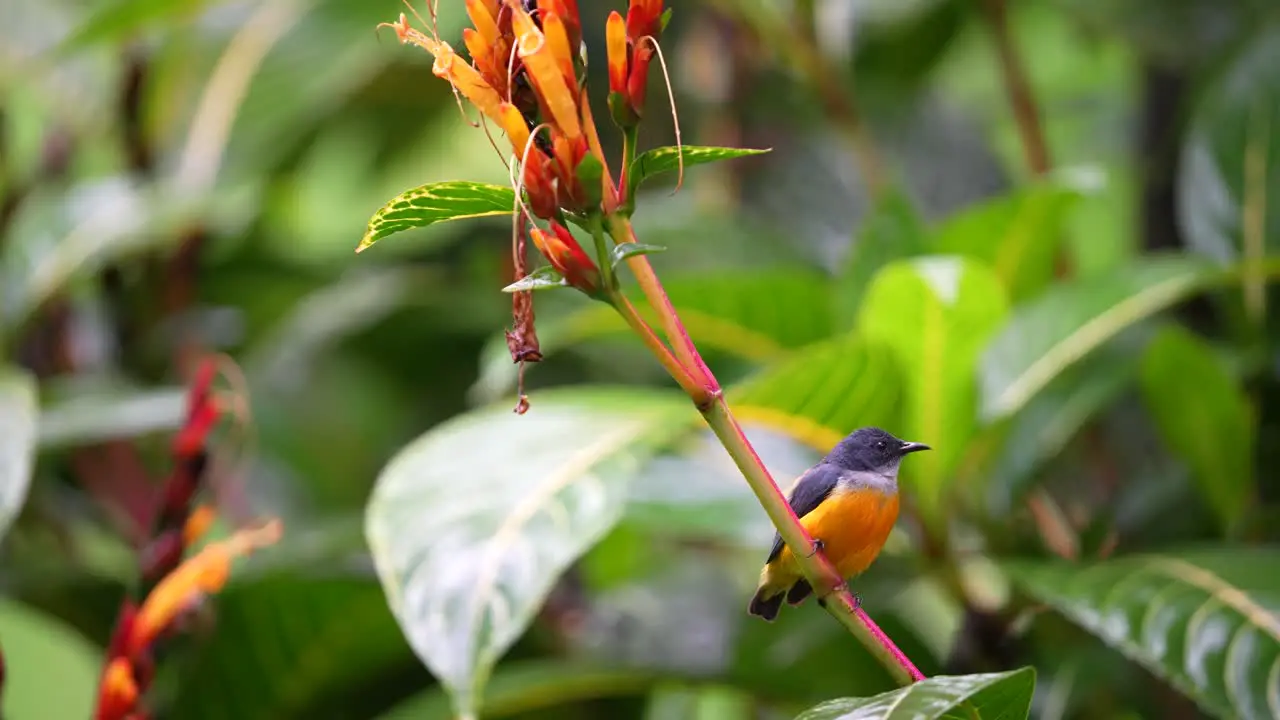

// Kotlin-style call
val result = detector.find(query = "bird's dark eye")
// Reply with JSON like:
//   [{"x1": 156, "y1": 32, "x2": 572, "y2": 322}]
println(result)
[{"x1": 875, "y1": 440, "x2": 886, "y2": 450}]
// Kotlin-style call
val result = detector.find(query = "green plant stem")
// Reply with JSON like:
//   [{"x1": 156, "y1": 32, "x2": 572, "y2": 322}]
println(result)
[
  {"x1": 620, "y1": 126, "x2": 638, "y2": 212},
  {"x1": 605, "y1": 215, "x2": 713, "y2": 394},
  {"x1": 606, "y1": 213, "x2": 925, "y2": 686},
  {"x1": 978, "y1": 0, "x2": 1050, "y2": 176},
  {"x1": 586, "y1": 214, "x2": 619, "y2": 294}
]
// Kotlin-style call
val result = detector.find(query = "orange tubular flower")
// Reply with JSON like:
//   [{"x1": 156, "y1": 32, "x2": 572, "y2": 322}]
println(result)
[
  {"x1": 606, "y1": 12, "x2": 628, "y2": 96},
  {"x1": 126, "y1": 520, "x2": 283, "y2": 657},
  {"x1": 539, "y1": 0, "x2": 581, "y2": 52},
  {"x1": 530, "y1": 223, "x2": 600, "y2": 294},
  {"x1": 95, "y1": 658, "x2": 139, "y2": 720}
]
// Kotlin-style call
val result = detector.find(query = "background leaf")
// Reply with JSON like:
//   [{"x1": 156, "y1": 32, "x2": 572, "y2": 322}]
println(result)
[
  {"x1": 364, "y1": 388, "x2": 690, "y2": 719},
  {"x1": 857, "y1": 256, "x2": 1009, "y2": 524},
  {"x1": 1007, "y1": 550, "x2": 1280, "y2": 720},
  {"x1": 1138, "y1": 326, "x2": 1254, "y2": 531},
  {"x1": 0, "y1": 367, "x2": 37, "y2": 542},
  {"x1": 833, "y1": 188, "x2": 930, "y2": 327},
  {"x1": 934, "y1": 169, "x2": 1098, "y2": 302},
  {"x1": 795, "y1": 667, "x2": 1036, "y2": 720},
  {"x1": 979, "y1": 256, "x2": 1215, "y2": 421},
  {"x1": 731, "y1": 333, "x2": 904, "y2": 452},
  {"x1": 628, "y1": 146, "x2": 770, "y2": 193},
  {"x1": 0, "y1": 597, "x2": 101, "y2": 720},
  {"x1": 357, "y1": 182, "x2": 515, "y2": 252}
]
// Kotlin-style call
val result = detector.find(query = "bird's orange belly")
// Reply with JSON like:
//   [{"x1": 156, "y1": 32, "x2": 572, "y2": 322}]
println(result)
[{"x1": 780, "y1": 486, "x2": 900, "y2": 579}]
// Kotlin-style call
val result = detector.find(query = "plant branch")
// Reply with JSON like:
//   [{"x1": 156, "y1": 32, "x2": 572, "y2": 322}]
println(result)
[
  {"x1": 607, "y1": 213, "x2": 925, "y2": 686},
  {"x1": 978, "y1": 0, "x2": 1051, "y2": 175}
]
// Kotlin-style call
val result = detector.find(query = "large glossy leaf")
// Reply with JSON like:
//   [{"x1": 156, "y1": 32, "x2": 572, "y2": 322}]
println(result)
[
  {"x1": 731, "y1": 333, "x2": 904, "y2": 452},
  {"x1": 934, "y1": 170, "x2": 1098, "y2": 302},
  {"x1": 470, "y1": 271, "x2": 836, "y2": 403},
  {"x1": 1006, "y1": 549, "x2": 1280, "y2": 720},
  {"x1": 1177, "y1": 24, "x2": 1280, "y2": 320},
  {"x1": 1138, "y1": 326, "x2": 1254, "y2": 531},
  {"x1": 834, "y1": 189, "x2": 930, "y2": 327},
  {"x1": 365, "y1": 388, "x2": 690, "y2": 720},
  {"x1": 628, "y1": 145, "x2": 770, "y2": 193},
  {"x1": 795, "y1": 668, "x2": 1036, "y2": 720},
  {"x1": 0, "y1": 367, "x2": 37, "y2": 542},
  {"x1": 357, "y1": 181, "x2": 515, "y2": 252},
  {"x1": 857, "y1": 257, "x2": 1009, "y2": 524},
  {"x1": 979, "y1": 256, "x2": 1216, "y2": 421}
]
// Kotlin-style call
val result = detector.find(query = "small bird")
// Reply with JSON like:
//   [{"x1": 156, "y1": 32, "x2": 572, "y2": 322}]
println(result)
[{"x1": 748, "y1": 427, "x2": 929, "y2": 621}]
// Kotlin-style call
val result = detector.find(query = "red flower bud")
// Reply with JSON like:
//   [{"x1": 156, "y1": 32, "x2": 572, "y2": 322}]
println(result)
[
  {"x1": 625, "y1": 0, "x2": 664, "y2": 43},
  {"x1": 530, "y1": 222, "x2": 601, "y2": 294}
]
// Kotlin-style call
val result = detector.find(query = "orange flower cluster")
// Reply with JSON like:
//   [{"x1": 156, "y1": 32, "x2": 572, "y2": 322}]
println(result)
[{"x1": 383, "y1": 1, "x2": 667, "y2": 294}]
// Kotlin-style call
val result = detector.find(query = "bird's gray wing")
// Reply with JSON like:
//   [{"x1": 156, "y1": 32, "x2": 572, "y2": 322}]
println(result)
[{"x1": 765, "y1": 463, "x2": 841, "y2": 564}]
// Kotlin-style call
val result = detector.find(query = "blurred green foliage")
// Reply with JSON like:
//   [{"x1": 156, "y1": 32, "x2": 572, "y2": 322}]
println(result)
[{"x1": 2, "y1": 0, "x2": 1279, "y2": 719}]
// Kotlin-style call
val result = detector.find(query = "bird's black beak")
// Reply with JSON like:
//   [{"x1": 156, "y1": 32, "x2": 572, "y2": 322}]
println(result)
[{"x1": 899, "y1": 441, "x2": 931, "y2": 454}]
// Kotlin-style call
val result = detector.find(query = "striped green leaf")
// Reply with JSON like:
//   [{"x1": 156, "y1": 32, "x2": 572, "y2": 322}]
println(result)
[
  {"x1": 1006, "y1": 550, "x2": 1280, "y2": 720},
  {"x1": 629, "y1": 146, "x2": 770, "y2": 194},
  {"x1": 357, "y1": 181, "x2": 514, "y2": 252}
]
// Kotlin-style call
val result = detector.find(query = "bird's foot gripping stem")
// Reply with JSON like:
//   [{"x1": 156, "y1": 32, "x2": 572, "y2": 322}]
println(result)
[
  {"x1": 817, "y1": 582, "x2": 862, "y2": 612},
  {"x1": 805, "y1": 538, "x2": 825, "y2": 558}
]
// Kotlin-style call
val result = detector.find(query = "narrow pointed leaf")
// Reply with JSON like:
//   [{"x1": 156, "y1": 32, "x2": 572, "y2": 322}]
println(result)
[
  {"x1": 795, "y1": 668, "x2": 1036, "y2": 719},
  {"x1": 0, "y1": 367, "x2": 37, "y2": 542},
  {"x1": 357, "y1": 181, "x2": 515, "y2": 252},
  {"x1": 611, "y1": 242, "x2": 667, "y2": 267},
  {"x1": 502, "y1": 266, "x2": 568, "y2": 293},
  {"x1": 1006, "y1": 550, "x2": 1280, "y2": 720},
  {"x1": 629, "y1": 146, "x2": 770, "y2": 193},
  {"x1": 365, "y1": 388, "x2": 689, "y2": 719},
  {"x1": 1138, "y1": 326, "x2": 1254, "y2": 530},
  {"x1": 857, "y1": 257, "x2": 1009, "y2": 525},
  {"x1": 979, "y1": 256, "x2": 1216, "y2": 421}
]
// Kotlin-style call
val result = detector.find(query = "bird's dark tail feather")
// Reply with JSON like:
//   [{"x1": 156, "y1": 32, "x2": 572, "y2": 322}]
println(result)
[
  {"x1": 748, "y1": 587, "x2": 784, "y2": 621},
  {"x1": 786, "y1": 579, "x2": 813, "y2": 606}
]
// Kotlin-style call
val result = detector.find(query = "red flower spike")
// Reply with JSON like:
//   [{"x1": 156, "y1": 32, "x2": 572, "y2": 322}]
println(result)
[
  {"x1": 530, "y1": 223, "x2": 601, "y2": 294},
  {"x1": 95, "y1": 658, "x2": 139, "y2": 720}
]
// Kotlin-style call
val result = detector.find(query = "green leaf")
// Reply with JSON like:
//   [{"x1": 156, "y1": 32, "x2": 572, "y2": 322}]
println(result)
[
  {"x1": 1138, "y1": 326, "x2": 1254, "y2": 531},
  {"x1": 611, "y1": 242, "x2": 668, "y2": 267},
  {"x1": 378, "y1": 661, "x2": 661, "y2": 720},
  {"x1": 629, "y1": 146, "x2": 770, "y2": 194},
  {"x1": 979, "y1": 256, "x2": 1216, "y2": 421},
  {"x1": 983, "y1": 344, "x2": 1138, "y2": 516},
  {"x1": 731, "y1": 333, "x2": 904, "y2": 452},
  {"x1": 1177, "y1": 25, "x2": 1280, "y2": 322},
  {"x1": 935, "y1": 170, "x2": 1099, "y2": 302},
  {"x1": 0, "y1": 367, "x2": 37, "y2": 542},
  {"x1": 172, "y1": 573, "x2": 421, "y2": 720},
  {"x1": 365, "y1": 388, "x2": 691, "y2": 719},
  {"x1": 37, "y1": 386, "x2": 185, "y2": 449},
  {"x1": 857, "y1": 257, "x2": 1010, "y2": 524},
  {"x1": 795, "y1": 668, "x2": 1036, "y2": 720},
  {"x1": 0, "y1": 597, "x2": 101, "y2": 720},
  {"x1": 1006, "y1": 550, "x2": 1280, "y2": 720},
  {"x1": 835, "y1": 189, "x2": 930, "y2": 327},
  {"x1": 357, "y1": 181, "x2": 515, "y2": 252},
  {"x1": 471, "y1": 271, "x2": 835, "y2": 403},
  {"x1": 502, "y1": 265, "x2": 568, "y2": 293}
]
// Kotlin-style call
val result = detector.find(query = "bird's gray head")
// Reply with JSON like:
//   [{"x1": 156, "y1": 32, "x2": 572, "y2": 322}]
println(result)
[{"x1": 824, "y1": 427, "x2": 930, "y2": 475}]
